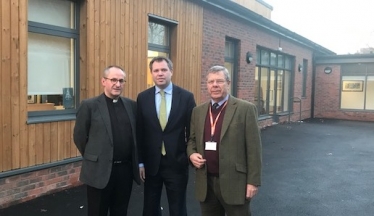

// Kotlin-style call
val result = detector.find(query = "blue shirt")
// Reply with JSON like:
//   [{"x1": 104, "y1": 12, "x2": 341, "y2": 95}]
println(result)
[
  {"x1": 211, "y1": 94, "x2": 229, "y2": 108},
  {"x1": 155, "y1": 83, "x2": 173, "y2": 120}
]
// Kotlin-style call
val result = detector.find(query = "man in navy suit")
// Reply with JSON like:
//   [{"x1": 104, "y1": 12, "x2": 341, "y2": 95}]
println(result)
[{"x1": 137, "y1": 56, "x2": 196, "y2": 216}]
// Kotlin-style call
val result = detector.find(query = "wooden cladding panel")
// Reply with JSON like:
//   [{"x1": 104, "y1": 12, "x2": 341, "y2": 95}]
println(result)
[
  {"x1": 1, "y1": 0, "x2": 13, "y2": 172},
  {"x1": 18, "y1": 0, "x2": 28, "y2": 170},
  {"x1": 81, "y1": 0, "x2": 203, "y2": 102},
  {"x1": 35, "y1": 124, "x2": 44, "y2": 164},
  {"x1": 0, "y1": 0, "x2": 2, "y2": 172},
  {"x1": 43, "y1": 123, "x2": 52, "y2": 163},
  {"x1": 27, "y1": 124, "x2": 37, "y2": 167},
  {"x1": 11, "y1": 0, "x2": 21, "y2": 171},
  {"x1": 0, "y1": 0, "x2": 202, "y2": 173}
]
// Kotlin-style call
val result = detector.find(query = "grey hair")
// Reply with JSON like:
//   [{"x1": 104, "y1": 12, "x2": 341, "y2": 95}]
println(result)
[{"x1": 207, "y1": 65, "x2": 231, "y2": 82}]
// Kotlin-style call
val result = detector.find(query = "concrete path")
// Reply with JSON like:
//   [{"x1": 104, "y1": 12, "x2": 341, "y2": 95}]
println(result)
[{"x1": 1, "y1": 119, "x2": 373, "y2": 216}]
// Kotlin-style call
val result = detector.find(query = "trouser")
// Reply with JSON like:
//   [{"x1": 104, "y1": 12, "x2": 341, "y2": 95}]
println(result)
[
  {"x1": 86, "y1": 162, "x2": 133, "y2": 216},
  {"x1": 200, "y1": 176, "x2": 251, "y2": 216}
]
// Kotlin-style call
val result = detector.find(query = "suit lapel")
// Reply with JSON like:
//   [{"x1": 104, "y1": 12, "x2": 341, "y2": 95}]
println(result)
[
  {"x1": 145, "y1": 87, "x2": 160, "y2": 128},
  {"x1": 197, "y1": 102, "x2": 210, "y2": 154},
  {"x1": 167, "y1": 85, "x2": 180, "y2": 130},
  {"x1": 97, "y1": 94, "x2": 113, "y2": 145},
  {"x1": 220, "y1": 97, "x2": 237, "y2": 141}
]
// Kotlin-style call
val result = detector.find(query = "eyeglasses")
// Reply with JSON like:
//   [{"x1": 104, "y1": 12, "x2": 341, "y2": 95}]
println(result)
[
  {"x1": 104, "y1": 77, "x2": 126, "y2": 84},
  {"x1": 207, "y1": 79, "x2": 226, "y2": 85}
]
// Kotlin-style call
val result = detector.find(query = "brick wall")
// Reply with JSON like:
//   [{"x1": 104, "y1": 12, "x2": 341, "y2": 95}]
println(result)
[
  {"x1": 0, "y1": 162, "x2": 82, "y2": 209},
  {"x1": 314, "y1": 65, "x2": 374, "y2": 121},
  {"x1": 201, "y1": 6, "x2": 315, "y2": 124}
]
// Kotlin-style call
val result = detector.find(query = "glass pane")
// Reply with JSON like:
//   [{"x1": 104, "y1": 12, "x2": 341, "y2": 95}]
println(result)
[
  {"x1": 255, "y1": 67, "x2": 265, "y2": 115},
  {"x1": 270, "y1": 52, "x2": 276, "y2": 66},
  {"x1": 260, "y1": 68, "x2": 269, "y2": 114},
  {"x1": 147, "y1": 50, "x2": 169, "y2": 88},
  {"x1": 341, "y1": 76, "x2": 365, "y2": 109},
  {"x1": 28, "y1": 32, "x2": 75, "y2": 111},
  {"x1": 276, "y1": 70, "x2": 283, "y2": 113},
  {"x1": 28, "y1": 0, "x2": 75, "y2": 29},
  {"x1": 224, "y1": 62, "x2": 234, "y2": 95},
  {"x1": 269, "y1": 70, "x2": 276, "y2": 114},
  {"x1": 256, "y1": 50, "x2": 260, "y2": 64},
  {"x1": 302, "y1": 60, "x2": 308, "y2": 97},
  {"x1": 260, "y1": 50, "x2": 269, "y2": 65},
  {"x1": 285, "y1": 56, "x2": 291, "y2": 69},
  {"x1": 366, "y1": 76, "x2": 374, "y2": 110},
  {"x1": 225, "y1": 41, "x2": 234, "y2": 58},
  {"x1": 277, "y1": 55, "x2": 284, "y2": 68},
  {"x1": 148, "y1": 22, "x2": 169, "y2": 46},
  {"x1": 283, "y1": 71, "x2": 291, "y2": 112}
]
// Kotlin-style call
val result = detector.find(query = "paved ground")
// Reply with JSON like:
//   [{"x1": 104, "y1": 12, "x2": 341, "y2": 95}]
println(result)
[{"x1": 1, "y1": 118, "x2": 373, "y2": 216}]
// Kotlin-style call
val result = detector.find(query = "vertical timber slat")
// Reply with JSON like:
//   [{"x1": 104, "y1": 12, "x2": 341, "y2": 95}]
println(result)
[{"x1": 2, "y1": 0, "x2": 12, "y2": 171}]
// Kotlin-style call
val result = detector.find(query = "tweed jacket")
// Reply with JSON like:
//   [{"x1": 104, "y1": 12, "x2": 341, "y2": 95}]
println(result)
[{"x1": 187, "y1": 96, "x2": 262, "y2": 205}]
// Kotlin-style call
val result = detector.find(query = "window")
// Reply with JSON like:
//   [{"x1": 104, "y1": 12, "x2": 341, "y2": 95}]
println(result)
[
  {"x1": 340, "y1": 64, "x2": 374, "y2": 110},
  {"x1": 302, "y1": 59, "x2": 308, "y2": 97},
  {"x1": 147, "y1": 16, "x2": 176, "y2": 88},
  {"x1": 224, "y1": 39, "x2": 238, "y2": 96},
  {"x1": 255, "y1": 48, "x2": 293, "y2": 116},
  {"x1": 341, "y1": 76, "x2": 374, "y2": 110},
  {"x1": 27, "y1": 0, "x2": 79, "y2": 119}
]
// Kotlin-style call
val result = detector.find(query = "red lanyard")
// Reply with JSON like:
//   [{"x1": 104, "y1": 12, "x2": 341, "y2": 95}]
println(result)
[{"x1": 209, "y1": 101, "x2": 227, "y2": 139}]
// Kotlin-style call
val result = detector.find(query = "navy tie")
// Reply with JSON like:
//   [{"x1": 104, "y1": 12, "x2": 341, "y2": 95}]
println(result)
[{"x1": 212, "y1": 103, "x2": 219, "y2": 109}]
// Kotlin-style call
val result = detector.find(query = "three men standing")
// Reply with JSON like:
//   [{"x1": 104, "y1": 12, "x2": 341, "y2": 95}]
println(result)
[{"x1": 74, "y1": 63, "x2": 261, "y2": 216}]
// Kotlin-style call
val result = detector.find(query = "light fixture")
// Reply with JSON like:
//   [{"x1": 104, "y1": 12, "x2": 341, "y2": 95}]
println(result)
[
  {"x1": 298, "y1": 64, "x2": 303, "y2": 72},
  {"x1": 246, "y1": 52, "x2": 253, "y2": 64},
  {"x1": 324, "y1": 67, "x2": 332, "y2": 74}
]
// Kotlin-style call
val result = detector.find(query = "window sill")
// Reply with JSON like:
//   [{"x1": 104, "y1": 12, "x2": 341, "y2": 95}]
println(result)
[
  {"x1": 276, "y1": 112, "x2": 292, "y2": 116},
  {"x1": 258, "y1": 115, "x2": 272, "y2": 121},
  {"x1": 27, "y1": 113, "x2": 76, "y2": 124}
]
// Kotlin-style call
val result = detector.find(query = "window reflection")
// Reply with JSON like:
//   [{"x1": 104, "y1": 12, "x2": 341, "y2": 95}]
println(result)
[{"x1": 148, "y1": 22, "x2": 169, "y2": 46}]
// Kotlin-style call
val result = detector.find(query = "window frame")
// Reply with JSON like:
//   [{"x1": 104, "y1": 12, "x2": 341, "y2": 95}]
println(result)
[
  {"x1": 302, "y1": 59, "x2": 308, "y2": 98},
  {"x1": 255, "y1": 47, "x2": 294, "y2": 116},
  {"x1": 339, "y1": 64, "x2": 374, "y2": 111},
  {"x1": 147, "y1": 14, "x2": 177, "y2": 54},
  {"x1": 27, "y1": 0, "x2": 80, "y2": 124},
  {"x1": 146, "y1": 15, "x2": 177, "y2": 88},
  {"x1": 224, "y1": 38, "x2": 239, "y2": 97}
]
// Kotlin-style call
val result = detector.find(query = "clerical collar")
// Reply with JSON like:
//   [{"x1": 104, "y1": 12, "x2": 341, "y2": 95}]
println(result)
[{"x1": 104, "y1": 94, "x2": 120, "y2": 103}]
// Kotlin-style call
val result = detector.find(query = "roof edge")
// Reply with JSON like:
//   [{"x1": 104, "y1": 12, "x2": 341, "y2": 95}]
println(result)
[{"x1": 199, "y1": 0, "x2": 336, "y2": 55}]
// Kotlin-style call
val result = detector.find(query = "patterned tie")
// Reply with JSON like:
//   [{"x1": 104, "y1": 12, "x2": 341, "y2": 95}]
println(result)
[
  {"x1": 213, "y1": 103, "x2": 219, "y2": 109},
  {"x1": 159, "y1": 90, "x2": 167, "y2": 155}
]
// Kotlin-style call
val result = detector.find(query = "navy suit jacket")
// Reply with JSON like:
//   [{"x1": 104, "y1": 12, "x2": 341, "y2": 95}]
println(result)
[{"x1": 137, "y1": 84, "x2": 196, "y2": 176}]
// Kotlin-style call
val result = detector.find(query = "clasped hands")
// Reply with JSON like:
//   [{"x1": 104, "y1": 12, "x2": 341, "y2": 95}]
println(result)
[{"x1": 189, "y1": 153, "x2": 206, "y2": 169}]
